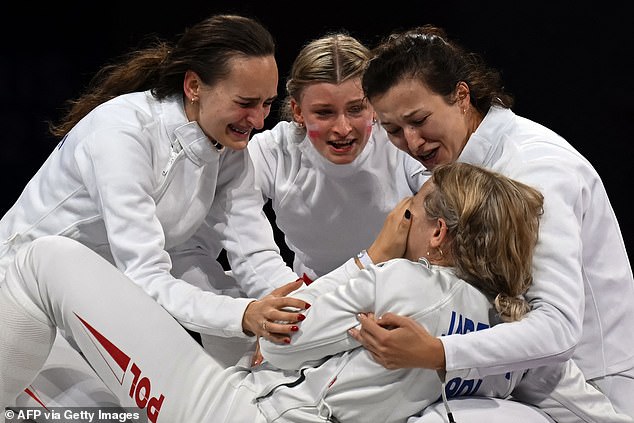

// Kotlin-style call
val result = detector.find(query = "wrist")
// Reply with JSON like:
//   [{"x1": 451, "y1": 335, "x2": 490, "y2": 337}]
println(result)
[
  {"x1": 242, "y1": 300, "x2": 257, "y2": 337},
  {"x1": 355, "y1": 249, "x2": 374, "y2": 269},
  {"x1": 431, "y1": 337, "x2": 447, "y2": 370}
]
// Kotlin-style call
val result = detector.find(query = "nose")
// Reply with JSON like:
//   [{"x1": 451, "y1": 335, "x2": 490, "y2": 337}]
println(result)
[
  {"x1": 404, "y1": 126, "x2": 425, "y2": 154},
  {"x1": 332, "y1": 114, "x2": 352, "y2": 135},
  {"x1": 248, "y1": 106, "x2": 269, "y2": 130}
]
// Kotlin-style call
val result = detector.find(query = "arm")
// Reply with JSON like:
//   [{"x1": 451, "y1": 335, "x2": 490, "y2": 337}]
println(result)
[
  {"x1": 206, "y1": 149, "x2": 299, "y2": 298},
  {"x1": 76, "y1": 124, "x2": 302, "y2": 339},
  {"x1": 352, "y1": 159, "x2": 586, "y2": 377},
  {"x1": 259, "y1": 265, "x2": 378, "y2": 369},
  {"x1": 260, "y1": 260, "x2": 450, "y2": 370},
  {"x1": 440, "y1": 160, "x2": 584, "y2": 377},
  {"x1": 349, "y1": 313, "x2": 446, "y2": 370}
]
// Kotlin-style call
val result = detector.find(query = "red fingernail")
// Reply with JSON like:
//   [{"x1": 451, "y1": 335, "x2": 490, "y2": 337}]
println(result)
[
  {"x1": 297, "y1": 314, "x2": 306, "y2": 321},
  {"x1": 284, "y1": 338, "x2": 291, "y2": 344},
  {"x1": 305, "y1": 303, "x2": 311, "y2": 309},
  {"x1": 291, "y1": 325, "x2": 299, "y2": 332}
]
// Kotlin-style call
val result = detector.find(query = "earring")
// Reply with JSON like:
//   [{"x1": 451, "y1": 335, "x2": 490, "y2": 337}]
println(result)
[
  {"x1": 296, "y1": 121, "x2": 304, "y2": 129},
  {"x1": 191, "y1": 97, "x2": 197, "y2": 104},
  {"x1": 437, "y1": 247, "x2": 444, "y2": 257}
]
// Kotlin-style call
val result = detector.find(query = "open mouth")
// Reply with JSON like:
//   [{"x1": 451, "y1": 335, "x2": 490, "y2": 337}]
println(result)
[
  {"x1": 418, "y1": 148, "x2": 438, "y2": 162},
  {"x1": 328, "y1": 139, "x2": 355, "y2": 152},
  {"x1": 229, "y1": 124, "x2": 249, "y2": 136}
]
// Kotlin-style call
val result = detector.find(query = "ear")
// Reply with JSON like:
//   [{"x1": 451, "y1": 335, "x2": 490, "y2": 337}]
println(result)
[
  {"x1": 183, "y1": 70, "x2": 201, "y2": 101},
  {"x1": 455, "y1": 81, "x2": 470, "y2": 109},
  {"x1": 290, "y1": 98, "x2": 304, "y2": 126},
  {"x1": 429, "y1": 218, "x2": 448, "y2": 249}
]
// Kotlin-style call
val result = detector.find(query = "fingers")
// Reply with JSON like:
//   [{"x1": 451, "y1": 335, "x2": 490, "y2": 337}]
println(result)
[
  {"x1": 270, "y1": 278, "x2": 305, "y2": 297},
  {"x1": 348, "y1": 313, "x2": 381, "y2": 348},
  {"x1": 243, "y1": 295, "x2": 311, "y2": 344},
  {"x1": 373, "y1": 312, "x2": 404, "y2": 329},
  {"x1": 251, "y1": 340, "x2": 264, "y2": 367}
]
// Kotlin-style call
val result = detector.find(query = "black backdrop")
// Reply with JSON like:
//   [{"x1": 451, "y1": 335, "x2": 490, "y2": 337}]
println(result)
[{"x1": 2, "y1": 1, "x2": 632, "y2": 258}]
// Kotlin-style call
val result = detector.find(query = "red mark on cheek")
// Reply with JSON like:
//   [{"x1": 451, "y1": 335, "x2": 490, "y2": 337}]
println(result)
[{"x1": 308, "y1": 129, "x2": 320, "y2": 140}]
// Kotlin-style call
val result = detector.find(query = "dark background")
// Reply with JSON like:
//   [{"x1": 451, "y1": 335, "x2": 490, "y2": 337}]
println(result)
[{"x1": 2, "y1": 1, "x2": 632, "y2": 257}]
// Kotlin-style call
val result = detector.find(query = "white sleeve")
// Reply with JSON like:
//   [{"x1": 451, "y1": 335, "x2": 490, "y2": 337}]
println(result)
[
  {"x1": 441, "y1": 158, "x2": 584, "y2": 376},
  {"x1": 260, "y1": 262, "x2": 374, "y2": 370},
  {"x1": 511, "y1": 360, "x2": 633, "y2": 423},
  {"x1": 205, "y1": 149, "x2": 299, "y2": 298},
  {"x1": 75, "y1": 127, "x2": 254, "y2": 338},
  {"x1": 247, "y1": 130, "x2": 277, "y2": 202}
]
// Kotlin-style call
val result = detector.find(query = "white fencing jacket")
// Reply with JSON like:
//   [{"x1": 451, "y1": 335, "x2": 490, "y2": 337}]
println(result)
[
  {"x1": 252, "y1": 259, "x2": 625, "y2": 423},
  {"x1": 442, "y1": 107, "x2": 634, "y2": 380},
  {"x1": 0, "y1": 91, "x2": 296, "y2": 337},
  {"x1": 248, "y1": 120, "x2": 426, "y2": 279}
]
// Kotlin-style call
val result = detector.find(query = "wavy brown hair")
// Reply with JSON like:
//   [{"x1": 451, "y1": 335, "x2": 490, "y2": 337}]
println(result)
[
  {"x1": 362, "y1": 24, "x2": 513, "y2": 116},
  {"x1": 49, "y1": 14, "x2": 275, "y2": 138}
]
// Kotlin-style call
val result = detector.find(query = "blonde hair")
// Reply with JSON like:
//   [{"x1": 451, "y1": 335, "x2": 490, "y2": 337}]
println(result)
[
  {"x1": 424, "y1": 162, "x2": 544, "y2": 322},
  {"x1": 280, "y1": 33, "x2": 370, "y2": 121}
]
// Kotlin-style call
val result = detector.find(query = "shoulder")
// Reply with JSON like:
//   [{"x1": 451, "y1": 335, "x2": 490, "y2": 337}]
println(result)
[{"x1": 483, "y1": 109, "x2": 598, "y2": 189}]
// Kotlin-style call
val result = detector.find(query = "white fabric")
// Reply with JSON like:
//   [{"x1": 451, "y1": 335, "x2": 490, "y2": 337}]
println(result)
[
  {"x1": 7, "y1": 236, "x2": 629, "y2": 423},
  {"x1": 261, "y1": 257, "x2": 630, "y2": 423},
  {"x1": 247, "y1": 120, "x2": 426, "y2": 279},
  {"x1": 0, "y1": 90, "x2": 297, "y2": 337},
  {"x1": 438, "y1": 108, "x2": 634, "y2": 405},
  {"x1": 589, "y1": 366, "x2": 634, "y2": 419},
  {"x1": 13, "y1": 335, "x2": 119, "y2": 409},
  {"x1": 408, "y1": 397, "x2": 554, "y2": 423},
  {"x1": 0, "y1": 283, "x2": 54, "y2": 409}
]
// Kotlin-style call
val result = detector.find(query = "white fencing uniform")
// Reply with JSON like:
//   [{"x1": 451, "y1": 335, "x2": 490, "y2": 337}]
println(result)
[
  {"x1": 248, "y1": 121, "x2": 426, "y2": 279},
  {"x1": 2, "y1": 236, "x2": 628, "y2": 423},
  {"x1": 0, "y1": 91, "x2": 297, "y2": 409},
  {"x1": 431, "y1": 106, "x2": 634, "y2": 418}
]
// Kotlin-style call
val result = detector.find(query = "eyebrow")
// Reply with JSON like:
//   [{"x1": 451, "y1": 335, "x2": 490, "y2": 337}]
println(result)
[
  {"x1": 238, "y1": 94, "x2": 278, "y2": 102},
  {"x1": 403, "y1": 108, "x2": 424, "y2": 119}
]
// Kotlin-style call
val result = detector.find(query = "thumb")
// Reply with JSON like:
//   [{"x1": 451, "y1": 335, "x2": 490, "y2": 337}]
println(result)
[{"x1": 375, "y1": 312, "x2": 406, "y2": 328}]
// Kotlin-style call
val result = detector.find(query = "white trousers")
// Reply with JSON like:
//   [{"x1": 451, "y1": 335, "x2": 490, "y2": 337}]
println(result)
[
  {"x1": 3, "y1": 236, "x2": 263, "y2": 423},
  {"x1": 408, "y1": 397, "x2": 554, "y2": 423}
]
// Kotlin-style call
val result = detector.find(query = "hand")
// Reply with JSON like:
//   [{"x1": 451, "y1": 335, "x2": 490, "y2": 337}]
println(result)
[
  {"x1": 242, "y1": 278, "x2": 310, "y2": 344},
  {"x1": 348, "y1": 312, "x2": 446, "y2": 370},
  {"x1": 367, "y1": 197, "x2": 413, "y2": 264}
]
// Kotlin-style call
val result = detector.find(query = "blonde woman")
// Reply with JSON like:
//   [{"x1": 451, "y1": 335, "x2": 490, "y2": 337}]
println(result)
[{"x1": 247, "y1": 33, "x2": 425, "y2": 281}]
